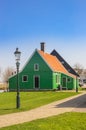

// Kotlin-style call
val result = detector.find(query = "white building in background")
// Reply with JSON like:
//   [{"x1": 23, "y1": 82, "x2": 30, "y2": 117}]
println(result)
[{"x1": 79, "y1": 70, "x2": 86, "y2": 86}]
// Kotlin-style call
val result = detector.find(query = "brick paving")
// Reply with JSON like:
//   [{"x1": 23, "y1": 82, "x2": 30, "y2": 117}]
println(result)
[{"x1": 0, "y1": 92, "x2": 86, "y2": 128}]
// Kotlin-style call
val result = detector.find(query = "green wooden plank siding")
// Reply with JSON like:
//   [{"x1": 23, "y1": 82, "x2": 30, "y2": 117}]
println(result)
[
  {"x1": 52, "y1": 72, "x2": 61, "y2": 89},
  {"x1": 9, "y1": 75, "x2": 17, "y2": 91},
  {"x1": 9, "y1": 51, "x2": 53, "y2": 90},
  {"x1": 9, "y1": 50, "x2": 79, "y2": 91},
  {"x1": 61, "y1": 73, "x2": 79, "y2": 90},
  {"x1": 61, "y1": 73, "x2": 71, "y2": 89}
]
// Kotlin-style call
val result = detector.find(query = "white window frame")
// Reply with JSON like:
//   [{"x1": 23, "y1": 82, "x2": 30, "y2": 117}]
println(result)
[
  {"x1": 34, "y1": 64, "x2": 39, "y2": 71},
  {"x1": 22, "y1": 75, "x2": 28, "y2": 82}
]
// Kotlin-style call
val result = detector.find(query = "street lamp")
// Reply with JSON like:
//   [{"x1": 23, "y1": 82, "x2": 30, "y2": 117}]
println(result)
[
  {"x1": 76, "y1": 76, "x2": 78, "y2": 93},
  {"x1": 75, "y1": 70, "x2": 79, "y2": 93},
  {"x1": 14, "y1": 48, "x2": 21, "y2": 108}
]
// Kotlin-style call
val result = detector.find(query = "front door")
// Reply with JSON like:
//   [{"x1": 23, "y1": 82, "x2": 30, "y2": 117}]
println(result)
[
  {"x1": 62, "y1": 77, "x2": 67, "y2": 89},
  {"x1": 34, "y1": 76, "x2": 40, "y2": 89}
]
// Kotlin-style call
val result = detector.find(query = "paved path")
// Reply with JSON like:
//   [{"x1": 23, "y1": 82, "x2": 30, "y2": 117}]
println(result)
[{"x1": 0, "y1": 92, "x2": 86, "y2": 128}]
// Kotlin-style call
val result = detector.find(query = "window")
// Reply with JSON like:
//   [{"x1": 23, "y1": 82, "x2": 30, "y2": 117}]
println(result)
[
  {"x1": 22, "y1": 75, "x2": 28, "y2": 82},
  {"x1": 67, "y1": 78, "x2": 71, "y2": 82},
  {"x1": 56, "y1": 74, "x2": 60, "y2": 83},
  {"x1": 34, "y1": 64, "x2": 39, "y2": 71}
]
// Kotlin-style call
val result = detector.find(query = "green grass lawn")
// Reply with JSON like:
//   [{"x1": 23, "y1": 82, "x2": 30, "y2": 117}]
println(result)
[
  {"x1": 0, "y1": 112, "x2": 86, "y2": 130},
  {"x1": 0, "y1": 91, "x2": 79, "y2": 115}
]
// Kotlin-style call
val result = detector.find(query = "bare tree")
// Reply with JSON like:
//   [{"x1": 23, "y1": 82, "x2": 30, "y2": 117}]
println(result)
[
  {"x1": 2, "y1": 67, "x2": 15, "y2": 83},
  {"x1": 83, "y1": 69, "x2": 86, "y2": 78},
  {"x1": 73, "y1": 63, "x2": 84, "y2": 75},
  {"x1": 0, "y1": 68, "x2": 2, "y2": 82}
]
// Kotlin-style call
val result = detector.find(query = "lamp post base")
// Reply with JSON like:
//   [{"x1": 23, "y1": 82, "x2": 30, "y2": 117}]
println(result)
[{"x1": 16, "y1": 95, "x2": 20, "y2": 109}]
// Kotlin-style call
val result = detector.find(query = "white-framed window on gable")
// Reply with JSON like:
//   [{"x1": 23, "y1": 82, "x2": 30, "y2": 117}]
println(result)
[
  {"x1": 34, "y1": 64, "x2": 39, "y2": 71},
  {"x1": 22, "y1": 75, "x2": 28, "y2": 82}
]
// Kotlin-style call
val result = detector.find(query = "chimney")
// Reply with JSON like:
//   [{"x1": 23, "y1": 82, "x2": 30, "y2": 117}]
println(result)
[{"x1": 40, "y1": 42, "x2": 45, "y2": 52}]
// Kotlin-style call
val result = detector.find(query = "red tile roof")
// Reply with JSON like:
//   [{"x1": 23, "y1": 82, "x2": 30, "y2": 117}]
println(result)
[{"x1": 38, "y1": 50, "x2": 76, "y2": 78}]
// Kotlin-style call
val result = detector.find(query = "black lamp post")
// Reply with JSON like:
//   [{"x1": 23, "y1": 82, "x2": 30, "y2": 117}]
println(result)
[
  {"x1": 14, "y1": 48, "x2": 21, "y2": 109},
  {"x1": 75, "y1": 70, "x2": 78, "y2": 93},
  {"x1": 76, "y1": 76, "x2": 78, "y2": 93}
]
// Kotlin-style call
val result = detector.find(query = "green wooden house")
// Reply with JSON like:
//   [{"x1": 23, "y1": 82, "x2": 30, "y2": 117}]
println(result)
[{"x1": 9, "y1": 43, "x2": 79, "y2": 91}]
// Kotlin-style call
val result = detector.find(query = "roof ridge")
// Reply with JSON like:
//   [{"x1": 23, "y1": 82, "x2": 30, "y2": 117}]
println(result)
[{"x1": 51, "y1": 49, "x2": 79, "y2": 77}]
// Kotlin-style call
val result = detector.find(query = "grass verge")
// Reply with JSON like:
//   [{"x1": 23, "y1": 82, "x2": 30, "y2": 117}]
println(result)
[
  {"x1": 0, "y1": 112, "x2": 86, "y2": 130},
  {"x1": 0, "y1": 91, "x2": 79, "y2": 115}
]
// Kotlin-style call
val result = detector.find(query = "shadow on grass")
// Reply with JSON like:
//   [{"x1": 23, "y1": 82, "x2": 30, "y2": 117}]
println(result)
[{"x1": 0, "y1": 108, "x2": 17, "y2": 111}]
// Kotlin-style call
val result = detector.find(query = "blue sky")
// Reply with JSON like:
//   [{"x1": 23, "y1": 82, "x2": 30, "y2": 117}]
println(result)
[{"x1": 0, "y1": 0, "x2": 86, "y2": 71}]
